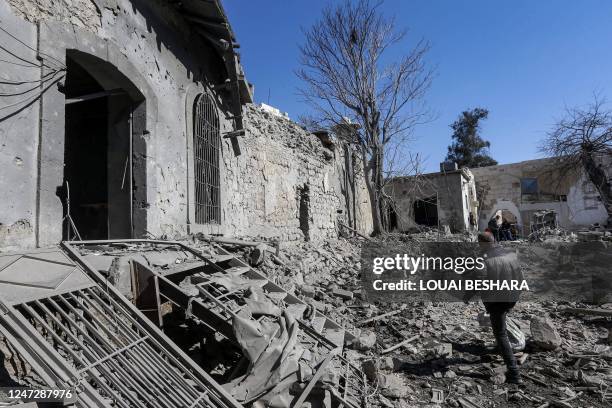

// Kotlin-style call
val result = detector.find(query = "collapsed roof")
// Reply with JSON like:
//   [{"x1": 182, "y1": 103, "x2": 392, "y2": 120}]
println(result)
[{"x1": 170, "y1": 0, "x2": 253, "y2": 143}]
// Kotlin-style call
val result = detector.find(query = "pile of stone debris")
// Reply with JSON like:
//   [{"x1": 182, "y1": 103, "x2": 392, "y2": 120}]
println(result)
[
  {"x1": 236, "y1": 233, "x2": 612, "y2": 407},
  {"x1": 1, "y1": 231, "x2": 611, "y2": 408}
]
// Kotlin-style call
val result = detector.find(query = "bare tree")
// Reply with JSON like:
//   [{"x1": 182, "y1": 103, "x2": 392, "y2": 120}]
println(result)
[
  {"x1": 541, "y1": 96, "x2": 612, "y2": 224},
  {"x1": 297, "y1": 0, "x2": 433, "y2": 235}
]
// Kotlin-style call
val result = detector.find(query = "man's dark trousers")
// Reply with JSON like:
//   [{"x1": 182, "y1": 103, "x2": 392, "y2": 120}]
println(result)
[{"x1": 484, "y1": 301, "x2": 520, "y2": 380}]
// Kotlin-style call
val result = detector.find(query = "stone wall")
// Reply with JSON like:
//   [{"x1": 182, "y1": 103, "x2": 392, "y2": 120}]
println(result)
[
  {"x1": 0, "y1": 0, "x2": 373, "y2": 250},
  {"x1": 1, "y1": 0, "x2": 222, "y2": 248},
  {"x1": 216, "y1": 104, "x2": 372, "y2": 242},
  {"x1": 386, "y1": 169, "x2": 476, "y2": 233},
  {"x1": 471, "y1": 157, "x2": 610, "y2": 233},
  {"x1": 7, "y1": 0, "x2": 102, "y2": 29}
]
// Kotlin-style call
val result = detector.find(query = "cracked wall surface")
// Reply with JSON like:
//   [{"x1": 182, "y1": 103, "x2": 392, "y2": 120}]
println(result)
[
  {"x1": 0, "y1": 0, "x2": 373, "y2": 250},
  {"x1": 218, "y1": 104, "x2": 372, "y2": 242},
  {"x1": 471, "y1": 157, "x2": 611, "y2": 232},
  {"x1": 7, "y1": 0, "x2": 102, "y2": 29},
  {"x1": 386, "y1": 170, "x2": 476, "y2": 233}
]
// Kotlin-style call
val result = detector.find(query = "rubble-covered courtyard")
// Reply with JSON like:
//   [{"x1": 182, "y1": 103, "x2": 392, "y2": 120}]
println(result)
[{"x1": 1, "y1": 0, "x2": 612, "y2": 407}]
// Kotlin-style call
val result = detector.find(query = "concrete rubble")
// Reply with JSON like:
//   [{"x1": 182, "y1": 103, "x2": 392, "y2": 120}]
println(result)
[
  {"x1": 0, "y1": 230, "x2": 611, "y2": 407},
  {"x1": 0, "y1": 0, "x2": 610, "y2": 406},
  {"x1": 530, "y1": 317, "x2": 562, "y2": 351}
]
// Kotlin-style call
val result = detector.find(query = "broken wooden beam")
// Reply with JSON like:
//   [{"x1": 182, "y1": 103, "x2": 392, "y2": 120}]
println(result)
[
  {"x1": 563, "y1": 307, "x2": 612, "y2": 317},
  {"x1": 203, "y1": 236, "x2": 276, "y2": 253},
  {"x1": 222, "y1": 129, "x2": 246, "y2": 139},
  {"x1": 65, "y1": 89, "x2": 125, "y2": 104},
  {"x1": 357, "y1": 305, "x2": 407, "y2": 326},
  {"x1": 338, "y1": 222, "x2": 372, "y2": 241},
  {"x1": 381, "y1": 335, "x2": 419, "y2": 355}
]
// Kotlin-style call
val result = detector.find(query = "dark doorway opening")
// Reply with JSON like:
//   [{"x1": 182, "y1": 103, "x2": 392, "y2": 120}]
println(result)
[
  {"x1": 298, "y1": 184, "x2": 310, "y2": 241},
  {"x1": 386, "y1": 203, "x2": 398, "y2": 231},
  {"x1": 414, "y1": 196, "x2": 438, "y2": 227},
  {"x1": 62, "y1": 52, "x2": 138, "y2": 240}
]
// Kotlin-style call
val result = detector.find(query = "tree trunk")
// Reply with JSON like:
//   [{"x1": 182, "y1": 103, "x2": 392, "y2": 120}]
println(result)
[
  {"x1": 361, "y1": 148, "x2": 384, "y2": 235},
  {"x1": 583, "y1": 152, "x2": 612, "y2": 225},
  {"x1": 374, "y1": 144, "x2": 386, "y2": 231}
]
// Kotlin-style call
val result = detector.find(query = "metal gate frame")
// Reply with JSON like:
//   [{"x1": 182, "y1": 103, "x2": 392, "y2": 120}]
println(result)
[
  {"x1": 0, "y1": 244, "x2": 245, "y2": 408},
  {"x1": 62, "y1": 239, "x2": 368, "y2": 408}
]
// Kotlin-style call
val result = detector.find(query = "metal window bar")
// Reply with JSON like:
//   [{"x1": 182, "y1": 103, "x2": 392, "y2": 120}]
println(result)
[
  {"x1": 62, "y1": 240, "x2": 368, "y2": 408},
  {"x1": 14, "y1": 286, "x2": 235, "y2": 408},
  {"x1": 193, "y1": 94, "x2": 221, "y2": 224},
  {"x1": 0, "y1": 303, "x2": 106, "y2": 407}
]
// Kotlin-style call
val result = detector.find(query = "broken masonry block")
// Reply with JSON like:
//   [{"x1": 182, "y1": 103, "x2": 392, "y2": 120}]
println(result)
[
  {"x1": 530, "y1": 317, "x2": 562, "y2": 350},
  {"x1": 352, "y1": 330, "x2": 377, "y2": 351},
  {"x1": 431, "y1": 388, "x2": 444, "y2": 404},
  {"x1": 300, "y1": 284, "x2": 316, "y2": 298},
  {"x1": 377, "y1": 373, "x2": 412, "y2": 399},
  {"x1": 331, "y1": 288, "x2": 353, "y2": 300}
]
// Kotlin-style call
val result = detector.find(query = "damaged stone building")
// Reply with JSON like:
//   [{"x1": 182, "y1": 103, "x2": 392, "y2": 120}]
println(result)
[
  {"x1": 471, "y1": 156, "x2": 612, "y2": 234},
  {"x1": 386, "y1": 155, "x2": 611, "y2": 235},
  {"x1": 385, "y1": 163, "x2": 478, "y2": 233},
  {"x1": 0, "y1": 1, "x2": 376, "y2": 407},
  {"x1": 0, "y1": 0, "x2": 373, "y2": 251}
]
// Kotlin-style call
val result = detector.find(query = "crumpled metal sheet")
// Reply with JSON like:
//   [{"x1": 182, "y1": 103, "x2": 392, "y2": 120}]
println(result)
[{"x1": 231, "y1": 310, "x2": 303, "y2": 403}]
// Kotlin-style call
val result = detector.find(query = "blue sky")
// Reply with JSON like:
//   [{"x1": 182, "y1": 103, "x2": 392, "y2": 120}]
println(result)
[{"x1": 224, "y1": 1, "x2": 612, "y2": 172}]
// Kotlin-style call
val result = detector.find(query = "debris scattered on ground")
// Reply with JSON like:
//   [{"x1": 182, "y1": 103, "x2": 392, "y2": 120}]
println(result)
[
  {"x1": 2, "y1": 230, "x2": 611, "y2": 407},
  {"x1": 530, "y1": 317, "x2": 562, "y2": 351}
]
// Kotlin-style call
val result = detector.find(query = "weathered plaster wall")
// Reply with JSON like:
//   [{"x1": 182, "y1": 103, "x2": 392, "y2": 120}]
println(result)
[
  {"x1": 7, "y1": 0, "x2": 102, "y2": 29},
  {"x1": 386, "y1": 170, "x2": 475, "y2": 233},
  {"x1": 471, "y1": 157, "x2": 610, "y2": 232},
  {"x1": 0, "y1": 0, "x2": 39, "y2": 250},
  {"x1": 218, "y1": 105, "x2": 372, "y2": 242},
  {"x1": 0, "y1": 0, "x2": 373, "y2": 250},
  {"x1": 0, "y1": 0, "x2": 224, "y2": 248}
]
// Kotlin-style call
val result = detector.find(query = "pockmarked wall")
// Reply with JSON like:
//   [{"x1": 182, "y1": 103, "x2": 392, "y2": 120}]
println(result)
[
  {"x1": 217, "y1": 105, "x2": 373, "y2": 242},
  {"x1": 471, "y1": 157, "x2": 610, "y2": 233},
  {"x1": 0, "y1": 0, "x2": 373, "y2": 250},
  {"x1": 0, "y1": 0, "x2": 226, "y2": 249},
  {"x1": 386, "y1": 169, "x2": 477, "y2": 233}
]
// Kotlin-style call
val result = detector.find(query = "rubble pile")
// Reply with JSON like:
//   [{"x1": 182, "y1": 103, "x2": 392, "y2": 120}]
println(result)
[
  {"x1": 1, "y1": 233, "x2": 611, "y2": 407},
  {"x1": 230, "y1": 234, "x2": 612, "y2": 407}
]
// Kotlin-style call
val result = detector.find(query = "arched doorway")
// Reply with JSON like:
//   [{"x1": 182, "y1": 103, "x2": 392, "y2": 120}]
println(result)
[
  {"x1": 485, "y1": 200, "x2": 523, "y2": 228},
  {"x1": 62, "y1": 50, "x2": 146, "y2": 240},
  {"x1": 484, "y1": 200, "x2": 523, "y2": 238}
]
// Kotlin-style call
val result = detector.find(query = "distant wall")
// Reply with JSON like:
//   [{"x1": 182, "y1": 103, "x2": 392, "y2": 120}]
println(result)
[
  {"x1": 471, "y1": 157, "x2": 610, "y2": 233},
  {"x1": 386, "y1": 169, "x2": 476, "y2": 233}
]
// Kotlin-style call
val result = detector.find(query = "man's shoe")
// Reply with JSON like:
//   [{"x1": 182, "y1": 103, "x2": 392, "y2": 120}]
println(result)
[{"x1": 505, "y1": 370, "x2": 523, "y2": 385}]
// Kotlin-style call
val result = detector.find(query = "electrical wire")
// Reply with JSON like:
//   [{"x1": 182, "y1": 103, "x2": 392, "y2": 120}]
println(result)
[
  {"x1": 0, "y1": 25, "x2": 65, "y2": 70},
  {"x1": 0, "y1": 58, "x2": 42, "y2": 68},
  {"x1": 0, "y1": 73, "x2": 65, "y2": 123},
  {"x1": 0, "y1": 70, "x2": 64, "y2": 96},
  {"x1": 0, "y1": 44, "x2": 40, "y2": 68},
  {"x1": 0, "y1": 68, "x2": 64, "y2": 86}
]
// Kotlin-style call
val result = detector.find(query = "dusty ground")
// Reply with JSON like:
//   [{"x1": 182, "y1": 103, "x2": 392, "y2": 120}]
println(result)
[
  {"x1": 259, "y1": 236, "x2": 612, "y2": 407},
  {"x1": 0, "y1": 234, "x2": 609, "y2": 407}
]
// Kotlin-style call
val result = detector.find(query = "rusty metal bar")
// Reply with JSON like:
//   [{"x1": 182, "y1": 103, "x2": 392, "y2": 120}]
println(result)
[
  {"x1": 28, "y1": 300, "x2": 135, "y2": 408},
  {"x1": 82, "y1": 287, "x2": 223, "y2": 407},
  {"x1": 61, "y1": 240, "x2": 246, "y2": 408},
  {"x1": 71, "y1": 291, "x2": 196, "y2": 406},
  {"x1": 78, "y1": 288, "x2": 196, "y2": 395}
]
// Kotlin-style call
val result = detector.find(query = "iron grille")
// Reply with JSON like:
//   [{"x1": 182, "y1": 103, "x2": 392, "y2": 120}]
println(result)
[
  {"x1": 194, "y1": 93, "x2": 221, "y2": 224},
  {"x1": 17, "y1": 287, "x2": 228, "y2": 408}
]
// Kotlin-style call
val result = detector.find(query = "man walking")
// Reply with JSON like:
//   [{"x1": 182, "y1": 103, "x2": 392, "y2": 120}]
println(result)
[{"x1": 465, "y1": 231, "x2": 524, "y2": 384}]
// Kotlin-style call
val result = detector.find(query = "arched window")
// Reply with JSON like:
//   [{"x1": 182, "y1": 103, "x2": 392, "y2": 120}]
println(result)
[{"x1": 193, "y1": 93, "x2": 221, "y2": 224}]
